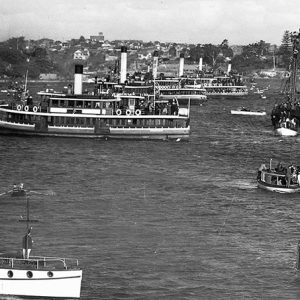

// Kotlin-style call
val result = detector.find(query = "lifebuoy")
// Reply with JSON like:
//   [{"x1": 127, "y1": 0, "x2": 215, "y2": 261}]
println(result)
[
  {"x1": 126, "y1": 109, "x2": 131, "y2": 116},
  {"x1": 116, "y1": 109, "x2": 122, "y2": 116},
  {"x1": 24, "y1": 106, "x2": 29, "y2": 112},
  {"x1": 135, "y1": 109, "x2": 141, "y2": 116},
  {"x1": 17, "y1": 105, "x2": 22, "y2": 111},
  {"x1": 33, "y1": 106, "x2": 38, "y2": 113}
]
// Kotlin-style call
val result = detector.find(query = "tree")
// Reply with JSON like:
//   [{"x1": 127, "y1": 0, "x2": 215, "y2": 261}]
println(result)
[
  {"x1": 79, "y1": 36, "x2": 86, "y2": 44},
  {"x1": 278, "y1": 30, "x2": 292, "y2": 69}
]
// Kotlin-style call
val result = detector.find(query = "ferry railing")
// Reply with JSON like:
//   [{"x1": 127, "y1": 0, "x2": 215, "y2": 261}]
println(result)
[{"x1": 0, "y1": 256, "x2": 79, "y2": 270}]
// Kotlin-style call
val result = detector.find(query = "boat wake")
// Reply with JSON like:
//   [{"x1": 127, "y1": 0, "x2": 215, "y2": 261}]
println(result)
[{"x1": 212, "y1": 179, "x2": 257, "y2": 190}]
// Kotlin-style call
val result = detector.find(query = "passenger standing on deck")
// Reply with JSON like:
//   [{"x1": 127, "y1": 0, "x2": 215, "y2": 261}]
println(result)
[
  {"x1": 22, "y1": 228, "x2": 33, "y2": 259},
  {"x1": 286, "y1": 166, "x2": 292, "y2": 188}
]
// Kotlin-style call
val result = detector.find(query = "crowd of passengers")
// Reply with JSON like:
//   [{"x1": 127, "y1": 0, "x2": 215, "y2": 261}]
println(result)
[
  {"x1": 271, "y1": 100, "x2": 300, "y2": 128},
  {"x1": 258, "y1": 162, "x2": 300, "y2": 187},
  {"x1": 205, "y1": 87, "x2": 247, "y2": 93},
  {"x1": 117, "y1": 98, "x2": 179, "y2": 116}
]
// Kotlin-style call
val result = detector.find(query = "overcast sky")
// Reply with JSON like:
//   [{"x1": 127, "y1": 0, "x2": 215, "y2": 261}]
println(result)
[{"x1": 0, "y1": 0, "x2": 299, "y2": 45}]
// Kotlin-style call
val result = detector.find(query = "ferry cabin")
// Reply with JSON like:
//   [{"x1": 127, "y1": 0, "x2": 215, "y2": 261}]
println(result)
[
  {"x1": 158, "y1": 88, "x2": 207, "y2": 105},
  {"x1": 0, "y1": 92, "x2": 190, "y2": 139},
  {"x1": 184, "y1": 76, "x2": 248, "y2": 97}
]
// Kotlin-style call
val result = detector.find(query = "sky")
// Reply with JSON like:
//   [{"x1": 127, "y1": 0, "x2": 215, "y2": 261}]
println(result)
[{"x1": 0, "y1": 0, "x2": 300, "y2": 45}]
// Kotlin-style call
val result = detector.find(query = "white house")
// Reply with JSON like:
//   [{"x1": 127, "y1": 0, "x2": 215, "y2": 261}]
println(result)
[{"x1": 73, "y1": 49, "x2": 90, "y2": 60}]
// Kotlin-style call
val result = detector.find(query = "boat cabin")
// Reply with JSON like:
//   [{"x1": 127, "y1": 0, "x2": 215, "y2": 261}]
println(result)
[{"x1": 259, "y1": 170, "x2": 287, "y2": 186}]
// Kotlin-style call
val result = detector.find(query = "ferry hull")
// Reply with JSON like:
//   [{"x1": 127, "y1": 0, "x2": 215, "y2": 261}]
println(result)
[
  {"x1": 0, "y1": 268, "x2": 82, "y2": 298},
  {"x1": 257, "y1": 180, "x2": 300, "y2": 193},
  {"x1": 0, "y1": 120, "x2": 190, "y2": 140},
  {"x1": 275, "y1": 127, "x2": 298, "y2": 136}
]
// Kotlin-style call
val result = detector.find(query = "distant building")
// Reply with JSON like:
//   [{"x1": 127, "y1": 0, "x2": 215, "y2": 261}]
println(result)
[
  {"x1": 101, "y1": 42, "x2": 113, "y2": 51},
  {"x1": 39, "y1": 73, "x2": 58, "y2": 80},
  {"x1": 73, "y1": 49, "x2": 90, "y2": 60},
  {"x1": 105, "y1": 54, "x2": 118, "y2": 61},
  {"x1": 90, "y1": 32, "x2": 105, "y2": 43}
]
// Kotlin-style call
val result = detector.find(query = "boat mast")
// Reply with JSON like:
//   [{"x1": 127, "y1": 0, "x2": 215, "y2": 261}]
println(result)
[{"x1": 289, "y1": 30, "x2": 300, "y2": 103}]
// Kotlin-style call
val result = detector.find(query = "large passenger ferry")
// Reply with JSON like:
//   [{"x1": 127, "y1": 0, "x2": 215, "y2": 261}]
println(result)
[
  {"x1": 154, "y1": 79, "x2": 207, "y2": 105},
  {"x1": 185, "y1": 75, "x2": 248, "y2": 98},
  {"x1": 0, "y1": 48, "x2": 190, "y2": 140}
]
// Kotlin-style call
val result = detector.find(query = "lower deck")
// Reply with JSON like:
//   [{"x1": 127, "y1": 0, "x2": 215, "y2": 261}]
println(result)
[{"x1": 0, "y1": 110, "x2": 190, "y2": 139}]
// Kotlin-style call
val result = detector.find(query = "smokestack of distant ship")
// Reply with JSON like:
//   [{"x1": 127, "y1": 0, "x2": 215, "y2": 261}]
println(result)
[
  {"x1": 120, "y1": 46, "x2": 127, "y2": 84},
  {"x1": 178, "y1": 53, "x2": 184, "y2": 77},
  {"x1": 74, "y1": 64, "x2": 83, "y2": 95},
  {"x1": 152, "y1": 51, "x2": 159, "y2": 79},
  {"x1": 227, "y1": 62, "x2": 232, "y2": 75},
  {"x1": 199, "y1": 57, "x2": 203, "y2": 72}
]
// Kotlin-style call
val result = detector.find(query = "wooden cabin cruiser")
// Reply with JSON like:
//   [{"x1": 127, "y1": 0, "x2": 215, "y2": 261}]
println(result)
[
  {"x1": 0, "y1": 196, "x2": 82, "y2": 298},
  {"x1": 257, "y1": 161, "x2": 300, "y2": 193},
  {"x1": 0, "y1": 66, "x2": 190, "y2": 140}
]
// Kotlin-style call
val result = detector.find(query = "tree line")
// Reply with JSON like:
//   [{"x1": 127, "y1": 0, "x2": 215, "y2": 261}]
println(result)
[{"x1": 0, "y1": 31, "x2": 294, "y2": 79}]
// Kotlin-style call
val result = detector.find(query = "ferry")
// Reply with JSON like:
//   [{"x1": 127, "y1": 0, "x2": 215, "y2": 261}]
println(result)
[
  {"x1": 154, "y1": 79, "x2": 207, "y2": 105},
  {"x1": 0, "y1": 66, "x2": 190, "y2": 140},
  {"x1": 185, "y1": 75, "x2": 248, "y2": 98},
  {"x1": 0, "y1": 193, "x2": 82, "y2": 298},
  {"x1": 257, "y1": 161, "x2": 300, "y2": 193}
]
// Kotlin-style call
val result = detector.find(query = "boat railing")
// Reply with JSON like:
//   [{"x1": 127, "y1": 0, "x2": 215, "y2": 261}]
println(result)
[{"x1": 0, "y1": 256, "x2": 79, "y2": 270}]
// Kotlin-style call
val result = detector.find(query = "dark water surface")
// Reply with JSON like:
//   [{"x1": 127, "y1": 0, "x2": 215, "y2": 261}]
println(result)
[{"x1": 1, "y1": 79, "x2": 300, "y2": 299}]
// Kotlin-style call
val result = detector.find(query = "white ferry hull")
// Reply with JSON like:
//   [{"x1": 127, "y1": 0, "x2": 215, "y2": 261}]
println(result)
[
  {"x1": 275, "y1": 127, "x2": 298, "y2": 136},
  {"x1": 231, "y1": 110, "x2": 266, "y2": 116},
  {"x1": 0, "y1": 120, "x2": 190, "y2": 140},
  {"x1": 0, "y1": 268, "x2": 82, "y2": 298},
  {"x1": 257, "y1": 180, "x2": 300, "y2": 193}
]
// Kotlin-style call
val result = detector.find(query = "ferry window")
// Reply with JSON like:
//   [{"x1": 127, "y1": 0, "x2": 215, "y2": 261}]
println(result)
[
  {"x1": 60, "y1": 100, "x2": 66, "y2": 107},
  {"x1": 68, "y1": 100, "x2": 75, "y2": 108},
  {"x1": 47, "y1": 271, "x2": 53, "y2": 277},
  {"x1": 7, "y1": 270, "x2": 13, "y2": 278},
  {"x1": 27, "y1": 271, "x2": 33, "y2": 278},
  {"x1": 52, "y1": 100, "x2": 59, "y2": 107},
  {"x1": 76, "y1": 101, "x2": 83, "y2": 108},
  {"x1": 84, "y1": 101, "x2": 92, "y2": 108}
]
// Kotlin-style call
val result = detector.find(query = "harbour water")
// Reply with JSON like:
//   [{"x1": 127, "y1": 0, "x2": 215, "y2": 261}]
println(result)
[{"x1": 1, "y1": 79, "x2": 300, "y2": 299}]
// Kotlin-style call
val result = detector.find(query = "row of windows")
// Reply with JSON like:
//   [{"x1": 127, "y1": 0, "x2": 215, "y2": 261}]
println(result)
[
  {"x1": 2, "y1": 114, "x2": 188, "y2": 128},
  {"x1": 7, "y1": 270, "x2": 53, "y2": 278},
  {"x1": 160, "y1": 90, "x2": 205, "y2": 95}
]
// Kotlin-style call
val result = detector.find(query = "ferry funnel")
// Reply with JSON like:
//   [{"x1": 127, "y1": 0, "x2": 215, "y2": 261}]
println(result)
[
  {"x1": 120, "y1": 46, "x2": 127, "y2": 84},
  {"x1": 199, "y1": 57, "x2": 203, "y2": 71},
  {"x1": 179, "y1": 53, "x2": 184, "y2": 77},
  {"x1": 227, "y1": 62, "x2": 232, "y2": 75},
  {"x1": 152, "y1": 51, "x2": 159, "y2": 79},
  {"x1": 74, "y1": 64, "x2": 83, "y2": 95}
]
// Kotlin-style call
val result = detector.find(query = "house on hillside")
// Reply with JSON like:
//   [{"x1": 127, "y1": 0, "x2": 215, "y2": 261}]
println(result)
[
  {"x1": 73, "y1": 49, "x2": 90, "y2": 60},
  {"x1": 138, "y1": 53, "x2": 152, "y2": 60}
]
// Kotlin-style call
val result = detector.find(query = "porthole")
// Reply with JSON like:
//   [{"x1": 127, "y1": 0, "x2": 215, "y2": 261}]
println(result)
[
  {"x1": 47, "y1": 271, "x2": 53, "y2": 277},
  {"x1": 26, "y1": 271, "x2": 33, "y2": 278},
  {"x1": 7, "y1": 270, "x2": 13, "y2": 278}
]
